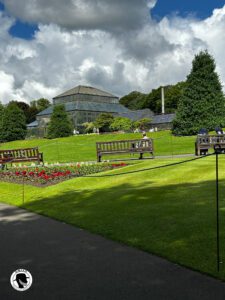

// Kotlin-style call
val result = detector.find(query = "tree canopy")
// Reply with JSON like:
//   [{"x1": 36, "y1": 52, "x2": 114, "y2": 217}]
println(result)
[
  {"x1": 31, "y1": 98, "x2": 51, "y2": 112},
  {"x1": 119, "y1": 82, "x2": 186, "y2": 114},
  {"x1": 10, "y1": 100, "x2": 38, "y2": 124},
  {"x1": 172, "y1": 51, "x2": 225, "y2": 135},
  {"x1": 133, "y1": 118, "x2": 152, "y2": 130},
  {"x1": 5, "y1": 98, "x2": 50, "y2": 124},
  {"x1": 94, "y1": 113, "x2": 114, "y2": 132},
  {"x1": 0, "y1": 102, "x2": 4, "y2": 136},
  {"x1": 119, "y1": 91, "x2": 147, "y2": 110},
  {"x1": 110, "y1": 116, "x2": 132, "y2": 131},
  {"x1": 82, "y1": 122, "x2": 95, "y2": 133},
  {"x1": 0, "y1": 102, "x2": 27, "y2": 142},
  {"x1": 47, "y1": 104, "x2": 73, "y2": 139}
]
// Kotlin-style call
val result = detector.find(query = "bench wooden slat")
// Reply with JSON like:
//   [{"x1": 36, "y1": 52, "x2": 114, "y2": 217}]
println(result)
[
  {"x1": 0, "y1": 147, "x2": 44, "y2": 167},
  {"x1": 96, "y1": 139, "x2": 154, "y2": 162},
  {"x1": 195, "y1": 134, "x2": 225, "y2": 155}
]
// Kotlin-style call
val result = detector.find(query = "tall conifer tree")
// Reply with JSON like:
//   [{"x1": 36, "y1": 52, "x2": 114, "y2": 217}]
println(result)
[
  {"x1": 47, "y1": 104, "x2": 73, "y2": 138},
  {"x1": 1, "y1": 103, "x2": 27, "y2": 141},
  {"x1": 0, "y1": 102, "x2": 4, "y2": 141},
  {"x1": 172, "y1": 51, "x2": 225, "y2": 135}
]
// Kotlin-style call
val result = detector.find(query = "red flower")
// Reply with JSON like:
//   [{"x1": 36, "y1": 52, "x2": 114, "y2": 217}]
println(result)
[
  {"x1": 111, "y1": 162, "x2": 126, "y2": 168},
  {"x1": 38, "y1": 170, "x2": 46, "y2": 177}
]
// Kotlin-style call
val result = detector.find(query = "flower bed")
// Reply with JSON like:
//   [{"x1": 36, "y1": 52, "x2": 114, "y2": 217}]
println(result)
[{"x1": 0, "y1": 162, "x2": 127, "y2": 186}]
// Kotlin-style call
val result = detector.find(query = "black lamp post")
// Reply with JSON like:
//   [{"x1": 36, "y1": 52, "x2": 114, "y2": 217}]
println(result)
[{"x1": 214, "y1": 144, "x2": 222, "y2": 272}]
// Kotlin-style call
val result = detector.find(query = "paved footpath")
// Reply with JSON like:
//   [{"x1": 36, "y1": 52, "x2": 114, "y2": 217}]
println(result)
[{"x1": 1, "y1": 203, "x2": 225, "y2": 300}]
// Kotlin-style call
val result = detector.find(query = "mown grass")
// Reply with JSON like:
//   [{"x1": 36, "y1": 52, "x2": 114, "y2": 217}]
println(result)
[
  {"x1": 1, "y1": 155, "x2": 225, "y2": 279},
  {"x1": 0, "y1": 131, "x2": 196, "y2": 163}
]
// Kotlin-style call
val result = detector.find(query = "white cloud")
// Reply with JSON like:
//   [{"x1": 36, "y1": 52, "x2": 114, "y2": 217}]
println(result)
[
  {"x1": 191, "y1": 6, "x2": 225, "y2": 87},
  {"x1": 0, "y1": 3, "x2": 225, "y2": 104},
  {"x1": 1, "y1": 0, "x2": 154, "y2": 31},
  {"x1": 0, "y1": 70, "x2": 15, "y2": 101}
]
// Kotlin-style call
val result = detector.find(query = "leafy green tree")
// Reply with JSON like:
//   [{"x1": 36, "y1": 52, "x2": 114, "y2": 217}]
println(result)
[
  {"x1": 165, "y1": 82, "x2": 186, "y2": 113},
  {"x1": 141, "y1": 88, "x2": 162, "y2": 113},
  {"x1": 133, "y1": 118, "x2": 152, "y2": 130},
  {"x1": 173, "y1": 51, "x2": 225, "y2": 135},
  {"x1": 26, "y1": 106, "x2": 39, "y2": 123},
  {"x1": 94, "y1": 113, "x2": 114, "y2": 132},
  {"x1": 1, "y1": 103, "x2": 27, "y2": 142},
  {"x1": 141, "y1": 83, "x2": 185, "y2": 113},
  {"x1": 119, "y1": 91, "x2": 147, "y2": 110},
  {"x1": 120, "y1": 82, "x2": 185, "y2": 114},
  {"x1": 47, "y1": 105, "x2": 73, "y2": 138},
  {"x1": 10, "y1": 100, "x2": 30, "y2": 113},
  {"x1": 82, "y1": 122, "x2": 95, "y2": 133},
  {"x1": 0, "y1": 102, "x2": 4, "y2": 141},
  {"x1": 31, "y1": 98, "x2": 51, "y2": 112},
  {"x1": 10, "y1": 100, "x2": 39, "y2": 124},
  {"x1": 110, "y1": 117, "x2": 132, "y2": 131}
]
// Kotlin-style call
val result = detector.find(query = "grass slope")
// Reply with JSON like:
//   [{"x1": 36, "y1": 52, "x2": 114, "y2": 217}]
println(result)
[
  {"x1": 0, "y1": 131, "x2": 196, "y2": 163},
  {"x1": 1, "y1": 155, "x2": 225, "y2": 279}
]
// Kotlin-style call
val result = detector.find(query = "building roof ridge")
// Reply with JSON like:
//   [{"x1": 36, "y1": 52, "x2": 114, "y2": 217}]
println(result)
[{"x1": 53, "y1": 85, "x2": 118, "y2": 99}]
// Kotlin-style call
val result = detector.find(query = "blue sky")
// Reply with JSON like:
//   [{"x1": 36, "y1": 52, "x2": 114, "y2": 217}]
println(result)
[
  {"x1": 1, "y1": 0, "x2": 225, "y2": 102},
  {"x1": 1, "y1": 0, "x2": 225, "y2": 40},
  {"x1": 0, "y1": 2, "x2": 38, "y2": 39},
  {"x1": 152, "y1": 0, "x2": 225, "y2": 19},
  {"x1": 9, "y1": 21, "x2": 38, "y2": 40}
]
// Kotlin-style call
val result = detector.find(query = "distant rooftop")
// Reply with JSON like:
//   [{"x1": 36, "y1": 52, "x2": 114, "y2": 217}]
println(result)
[
  {"x1": 53, "y1": 85, "x2": 118, "y2": 99},
  {"x1": 152, "y1": 113, "x2": 175, "y2": 124},
  {"x1": 37, "y1": 101, "x2": 130, "y2": 117},
  {"x1": 27, "y1": 120, "x2": 38, "y2": 128},
  {"x1": 119, "y1": 109, "x2": 154, "y2": 121}
]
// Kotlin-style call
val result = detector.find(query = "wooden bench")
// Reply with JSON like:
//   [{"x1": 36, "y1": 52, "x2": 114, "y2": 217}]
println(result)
[
  {"x1": 195, "y1": 135, "x2": 225, "y2": 155},
  {"x1": 96, "y1": 139, "x2": 154, "y2": 162},
  {"x1": 0, "y1": 147, "x2": 44, "y2": 168}
]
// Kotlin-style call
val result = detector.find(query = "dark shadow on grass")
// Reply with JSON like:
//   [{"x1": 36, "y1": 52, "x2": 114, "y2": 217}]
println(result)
[{"x1": 19, "y1": 178, "x2": 225, "y2": 280}]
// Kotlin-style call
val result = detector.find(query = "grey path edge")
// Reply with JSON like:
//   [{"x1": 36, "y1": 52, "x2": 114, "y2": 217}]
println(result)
[{"x1": 0, "y1": 202, "x2": 225, "y2": 300}]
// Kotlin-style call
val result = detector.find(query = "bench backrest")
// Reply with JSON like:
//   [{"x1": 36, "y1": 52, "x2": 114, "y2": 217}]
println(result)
[
  {"x1": 0, "y1": 147, "x2": 40, "y2": 159},
  {"x1": 96, "y1": 139, "x2": 153, "y2": 153},
  {"x1": 196, "y1": 135, "x2": 225, "y2": 146}
]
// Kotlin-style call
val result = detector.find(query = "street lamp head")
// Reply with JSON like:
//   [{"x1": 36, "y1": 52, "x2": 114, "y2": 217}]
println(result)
[{"x1": 214, "y1": 144, "x2": 222, "y2": 154}]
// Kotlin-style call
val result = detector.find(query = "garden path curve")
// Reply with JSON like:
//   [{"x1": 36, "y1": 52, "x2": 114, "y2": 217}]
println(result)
[{"x1": 0, "y1": 202, "x2": 225, "y2": 300}]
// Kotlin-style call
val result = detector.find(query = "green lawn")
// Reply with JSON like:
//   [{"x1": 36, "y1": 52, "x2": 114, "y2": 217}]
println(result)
[
  {"x1": 1, "y1": 154, "x2": 225, "y2": 279},
  {"x1": 0, "y1": 131, "x2": 196, "y2": 163}
]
